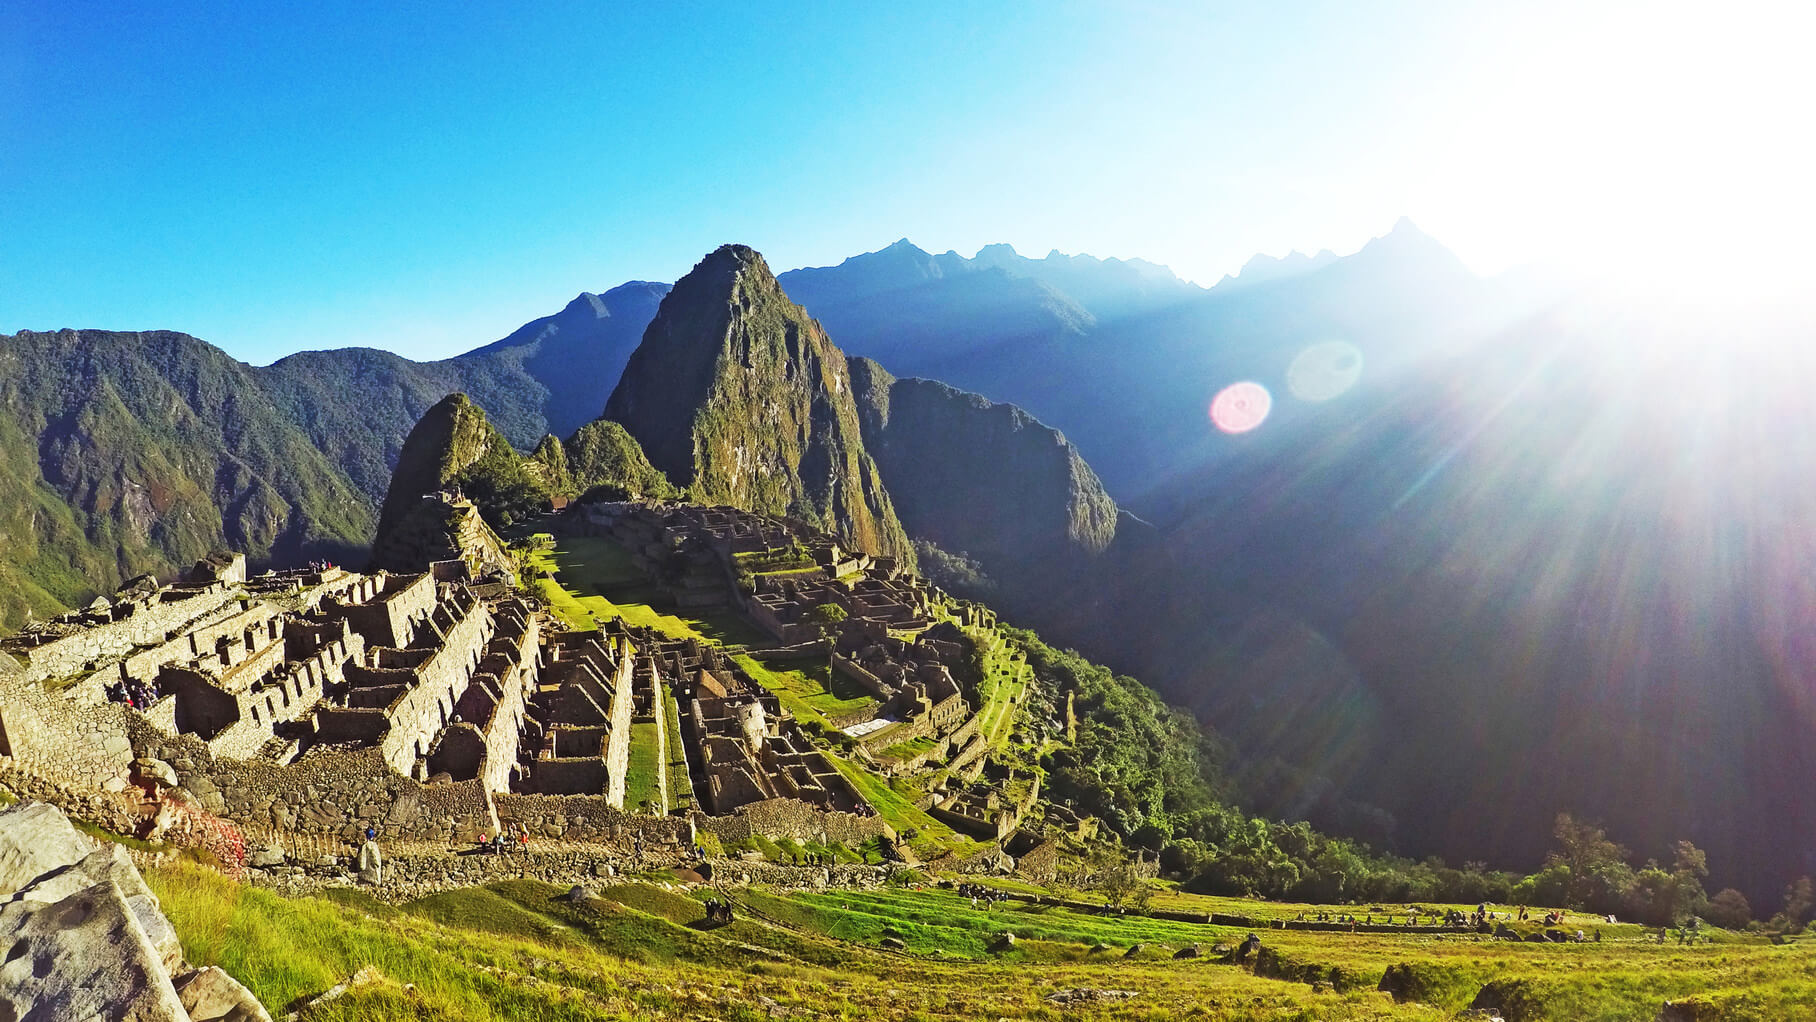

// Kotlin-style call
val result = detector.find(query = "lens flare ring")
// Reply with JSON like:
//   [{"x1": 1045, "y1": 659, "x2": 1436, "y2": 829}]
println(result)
[{"x1": 1210, "y1": 381, "x2": 1272, "y2": 434}]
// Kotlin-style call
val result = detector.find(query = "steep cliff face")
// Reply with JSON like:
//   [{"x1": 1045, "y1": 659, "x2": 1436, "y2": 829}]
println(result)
[
  {"x1": 605, "y1": 245, "x2": 913, "y2": 563},
  {"x1": 847, "y1": 357, "x2": 1118, "y2": 566},
  {"x1": 0, "y1": 329, "x2": 372, "y2": 630}
]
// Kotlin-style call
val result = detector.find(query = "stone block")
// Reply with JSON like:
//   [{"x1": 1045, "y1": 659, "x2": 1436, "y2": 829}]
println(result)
[
  {"x1": 175, "y1": 965, "x2": 274, "y2": 1022},
  {"x1": 0, "y1": 801, "x2": 95, "y2": 895},
  {"x1": 0, "y1": 879, "x2": 190, "y2": 1022}
]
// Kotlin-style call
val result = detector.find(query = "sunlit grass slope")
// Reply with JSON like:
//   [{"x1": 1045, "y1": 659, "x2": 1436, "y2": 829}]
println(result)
[{"x1": 145, "y1": 861, "x2": 1816, "y2": 1022}]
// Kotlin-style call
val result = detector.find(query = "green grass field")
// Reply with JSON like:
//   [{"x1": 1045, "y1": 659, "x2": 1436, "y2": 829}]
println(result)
[
  {"x1": 144, "y1": 863, "x2": 1816, "y2": 1022},
  {"x1": 523, "y1": 534, "x2": 767, "y2": 646},
  {"x1": 660, "y1": 685, "x2": 695, "y2": 813},
  {"x1": 623, "y1": 720, "x2": 663, "y2": 813},
  {"x1": 734, "y1": 654, "x2": 877, "y2": 728}
]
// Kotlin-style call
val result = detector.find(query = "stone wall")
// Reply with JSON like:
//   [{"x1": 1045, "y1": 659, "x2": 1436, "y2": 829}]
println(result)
[
  {"x1": 376, "y1": 593, "x2": 492, "y2": 776},
  {"x1": 601, "y1": 644, "x2": 636, "y2": 808},
  {"x1": 339, "y1": 573, "x2": 436, "y2": 649},
  {"x1": 8, "y1": 587, "x2": 237, "y2": 683},
  {"x1": 695, "y1": 797, "x2": 895, "y2": 847},
  {"x1": 494, "y1": 792, "x2": 693, "y2": 846},
  {"x1": 478, "y1": 607, "x2": 539, "y2": 793},
  {"x1": 0, "y1": 672, "x2": 136, "y2": 793},
  {"x1": 127, "y1": 719, "x2": 499, "y2": 845}
]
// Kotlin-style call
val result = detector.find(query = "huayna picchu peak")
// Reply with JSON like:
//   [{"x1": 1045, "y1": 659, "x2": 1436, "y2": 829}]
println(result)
[{"x1": 605, "y1": 244, "x2": 916, "y2": 565}]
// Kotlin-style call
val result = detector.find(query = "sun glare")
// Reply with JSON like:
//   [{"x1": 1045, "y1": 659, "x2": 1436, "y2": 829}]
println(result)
[{"x1": 1424, "y1": 1, "x2": 1816, "y2": 299}]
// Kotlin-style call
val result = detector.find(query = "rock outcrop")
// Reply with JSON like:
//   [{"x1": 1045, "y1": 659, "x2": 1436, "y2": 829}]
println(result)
[
  {"x1": 604, "y1": 245, "x2": 914, "y2": 564},
  {"x1": 563, "y1": 420, "x2": 675, "y2": 501},
  {"x1": 847, "y1": 357, "x2": 1117, "y2": 566},
  {"x1": 375, "y1": 393, "x2": 515, "y2": 539},
  {"x1": 0, "y1": 800, "x2": 271, "y2": 1022},
  {"x1": 370, "y1": 394, "x2": 533, "y2": 571}
]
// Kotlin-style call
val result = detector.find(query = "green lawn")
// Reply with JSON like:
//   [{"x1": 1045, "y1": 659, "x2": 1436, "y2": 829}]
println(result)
[
  {"x1": 879, "y1": 735, "x2": 938, "y2": 762},
  {"x1": 660, "y1": 686, "x2": 695, "y2": 813},
  {"x1": 734, "y1": 655, "x2": 877, "y2": 728},
  {"x1": 522, "y1": 534, "x2": 767, "y2": 646},
  {"x1": 623, "y1": 721, "x2": 663, "y2": 814}
]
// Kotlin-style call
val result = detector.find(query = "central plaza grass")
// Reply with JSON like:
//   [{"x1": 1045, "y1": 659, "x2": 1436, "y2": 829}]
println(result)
[
  {"x1": 145, "y1": 863, "x2": 1816, "y2": 1021},
  {"x1": 523, "y1": 534, "x2": 767, "y2": 646},
  {"x1": 623, "y1": 720, "x2": 663, "y2": 813},
  {"x1": 660, "y1": 685, "x2": 695, "y2": 812}
]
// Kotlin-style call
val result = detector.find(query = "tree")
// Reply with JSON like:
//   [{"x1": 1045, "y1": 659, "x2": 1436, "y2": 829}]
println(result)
[
  {"x1": 1704, "y1": 888, "x2": 1752, "y2": 929},
  {"x1": 1096, "y1": 861, "x2": 1146, "y2": 910},
  {"x1": 1776, "y1": 876, "x2": 1815, "y2": 933},
  {"x1": 1549, "y1": 813, "x2": 1629, "y2": 909},
  {"x1": 808, "y1": 603, "x2": 848, "y2": 628}
]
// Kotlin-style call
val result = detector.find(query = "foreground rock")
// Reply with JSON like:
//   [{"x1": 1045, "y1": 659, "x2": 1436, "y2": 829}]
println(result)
[{"x1": 0, "y1": 801, "x2": 272, "y2": 1022}]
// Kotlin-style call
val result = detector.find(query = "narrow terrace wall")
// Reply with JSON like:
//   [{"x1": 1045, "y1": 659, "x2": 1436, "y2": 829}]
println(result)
[
  {"x1": 695, "y1": 798, "x2": 895, "y2": 846},
  {"x1": 494, "y1": 792, "x2": 693, "y2": 847}
]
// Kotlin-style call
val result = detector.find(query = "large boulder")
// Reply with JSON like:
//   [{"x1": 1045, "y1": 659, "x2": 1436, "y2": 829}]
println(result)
[
  {"x1": 356, "y1": 840, "x2": 383, "y2": 884},
  {"x1": 174, "y1": 965, "x2": 271, "y2": 1022},
  {"x1": 0, "y1": 801, "x2": 272, "y2": 1022},
  {"x1": 0, "y1": 801, "x2": 95, "y2": 892},
  {"x1": 0, "y1": 878, "x2": 191, "y2": 1022}
]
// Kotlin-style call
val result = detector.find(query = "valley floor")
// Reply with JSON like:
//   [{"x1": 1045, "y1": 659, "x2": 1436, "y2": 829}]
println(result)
[{"x1": 146, "y1": 862, "x2": 1816, "y2": 1021}]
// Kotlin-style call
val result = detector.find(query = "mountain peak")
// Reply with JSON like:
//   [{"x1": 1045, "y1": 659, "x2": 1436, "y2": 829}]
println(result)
[
  {"x1": 603, "y1": 245, "x2": 914, "y2": 562},
  {"x1": 973, "y1": 243, "x2": 1021, "y2": 267},
  {"x1": 562, "y1": 292, "x2": 609, "y2": 318}
]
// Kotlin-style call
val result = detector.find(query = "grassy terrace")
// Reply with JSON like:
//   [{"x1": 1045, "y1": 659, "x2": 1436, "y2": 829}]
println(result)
[
  {"x1": 660, "y1": 685, "x2": 695, "y2": 813},
  {"x1": 522, "y1": 534, "x2": 766, "y2": 646},
  {"x1": 734, "y1": 655, "x2": 876, "y2": 729},
  {"x1": 144, "y1": 863, "x2": 1816, "y2": 1021},
  {"x1": 623, "y1": 720, "x2": 663, "y2": 813},
  {"x1": 822, "y1": 753, "x2": 985, "y2": 861}
]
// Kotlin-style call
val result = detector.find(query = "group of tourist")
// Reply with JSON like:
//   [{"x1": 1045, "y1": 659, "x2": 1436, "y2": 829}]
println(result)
[
  {"x1": 702, "y1": 896, "x2": 736, "y2": 924},
  {"x1": 956, "y1": 882, "x2": 1003, "y2": 911},
  {"x1": 104, "y1": 677, "x2": 159, "y2": 710},
  {"x1": 475, "y1": 824, "x2": 531, "y2": 855}
]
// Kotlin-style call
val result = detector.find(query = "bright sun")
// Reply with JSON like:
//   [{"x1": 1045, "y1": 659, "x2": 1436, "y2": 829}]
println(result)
[{"x1": 1423, "y1": 1, "x2": 1815, "y2": 298}]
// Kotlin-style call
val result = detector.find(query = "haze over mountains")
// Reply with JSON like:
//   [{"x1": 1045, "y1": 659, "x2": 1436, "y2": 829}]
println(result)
[{"x1": 5, "y1": 222, "x2": 1814, "y2": 902}]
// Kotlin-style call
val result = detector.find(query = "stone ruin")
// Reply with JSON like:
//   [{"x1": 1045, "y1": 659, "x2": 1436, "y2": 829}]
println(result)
[
  {"x1": 830, "y1": 619, "x2": 977, "y2": 759},
  {"x1": 676, "y1": 660, "x2": 868, "y2": 817},
  {"x1": 0, "y1": 537, "x2": 901, "y2": 857}
]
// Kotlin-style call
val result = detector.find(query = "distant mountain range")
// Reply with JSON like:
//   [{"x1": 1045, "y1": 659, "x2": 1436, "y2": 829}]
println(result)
[{"x1": 7, "y1": 223, "x2": 1815, "y2": 902}]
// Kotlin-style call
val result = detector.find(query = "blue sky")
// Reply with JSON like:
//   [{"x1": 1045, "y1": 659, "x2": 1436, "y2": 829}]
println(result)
[{"x1": 2, "y1": 1, "x2": 1807, "y2": 362}]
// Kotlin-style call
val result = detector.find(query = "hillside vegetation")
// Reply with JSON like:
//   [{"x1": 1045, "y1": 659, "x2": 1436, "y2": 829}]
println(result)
[{"x1": 0, "y1": 329, "x2": 373, "y2": 630}]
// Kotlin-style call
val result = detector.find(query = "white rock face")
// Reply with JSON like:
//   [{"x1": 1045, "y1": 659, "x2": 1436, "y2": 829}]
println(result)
[
  {"x1": 0, "y1": 801, "x2": 95, "y2": 892},
  {"x1": 0, "y1": 800, "x2": 273, "y2": 1022}
]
